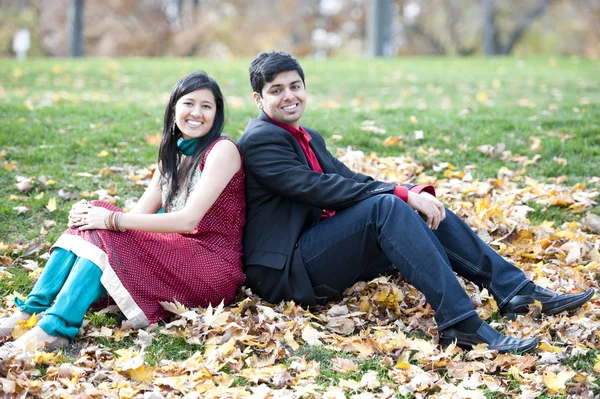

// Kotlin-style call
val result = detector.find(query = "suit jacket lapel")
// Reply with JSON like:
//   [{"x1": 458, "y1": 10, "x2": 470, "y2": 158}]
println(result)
[
  {"x1": 257, "y1": 111, "x2": 310, "y2": 166},
  {"x1": 306, "y1": 130, "x2": 335, "y2": 173}
]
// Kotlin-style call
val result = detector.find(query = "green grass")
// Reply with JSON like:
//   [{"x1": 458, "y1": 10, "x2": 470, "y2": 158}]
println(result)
[
  {"x1": 0, "y1": 56, "x2": 599, "y2": 394},
  {"x1": 1, "y1": 57, "x2": 598, "y2": 246}
]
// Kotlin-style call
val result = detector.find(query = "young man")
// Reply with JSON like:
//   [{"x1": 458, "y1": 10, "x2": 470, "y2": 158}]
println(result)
[{"x1": 237, "y1": 51, "x2": 594, "y2": 353}]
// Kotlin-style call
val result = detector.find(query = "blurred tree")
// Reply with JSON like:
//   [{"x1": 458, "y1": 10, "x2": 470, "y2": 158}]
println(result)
[
  {"x1": 481, "y1": 0, "x2": 556, "y2": 55},
  {"x1": 366, "y1": 0, "x2": 393, "y2": 56},
  {"x1": 2, "y1": 0, "x2": 598, "y2": 57},
  {"x1": 70, "y1": 0, "x2": 84, "y2": 57}
]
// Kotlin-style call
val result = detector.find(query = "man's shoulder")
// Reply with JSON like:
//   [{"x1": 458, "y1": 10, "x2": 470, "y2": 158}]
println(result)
[{"x1": 239, "y1": 118, "x2": 292, "y2": 148}]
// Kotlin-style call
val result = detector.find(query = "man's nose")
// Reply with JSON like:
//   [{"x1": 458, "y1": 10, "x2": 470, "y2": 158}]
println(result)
[{"x1": 283, "y1": 88, "x2": 295, "y2": 100}]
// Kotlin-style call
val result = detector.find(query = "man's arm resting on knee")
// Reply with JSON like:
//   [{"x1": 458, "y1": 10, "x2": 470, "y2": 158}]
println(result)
[{"x1": 243, "y1": 131, "x2": 396, "y2": 210}]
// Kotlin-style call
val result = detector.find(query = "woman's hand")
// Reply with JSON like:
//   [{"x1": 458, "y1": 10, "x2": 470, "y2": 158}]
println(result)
[
  {"x1": 406, "y1": 191, "x2": 446, "y2": 230},
  {"x1": 68, "y1": 200, "x2": 111, "y2": 231}
]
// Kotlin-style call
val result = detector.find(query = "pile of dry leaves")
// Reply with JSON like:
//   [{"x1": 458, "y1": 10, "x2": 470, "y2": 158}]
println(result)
[{"x1": 0, "y1": 149, "x2": 598, "y2": 398}]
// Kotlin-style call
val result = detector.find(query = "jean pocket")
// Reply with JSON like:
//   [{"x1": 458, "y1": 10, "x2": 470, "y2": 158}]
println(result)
[{"x1": 312, "y1": 284, "x2": 341, "y2": 305}]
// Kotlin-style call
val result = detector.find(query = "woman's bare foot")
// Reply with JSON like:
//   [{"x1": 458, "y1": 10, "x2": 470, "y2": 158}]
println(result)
[
  {"x1": 11, "y1": 326, "x2": 69, "y2": 352},
  {"x1": 0, "y1": 310, "x2": 35, "y2": 339}
]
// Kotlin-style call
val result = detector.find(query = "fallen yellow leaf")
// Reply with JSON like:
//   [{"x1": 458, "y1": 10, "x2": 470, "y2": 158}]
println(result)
[
  {"x1": 543, "y1": 370, "x2": 575, "y2": 394},
  {"x1": 11, "y1": 313, "x2": 39, "y2": 339},
  {"x1": 46, "y1": 197, "x2": 57, "y2": 212},
  {"x1": 129, "y1": 364, "x2": 155, "y2": 384}
]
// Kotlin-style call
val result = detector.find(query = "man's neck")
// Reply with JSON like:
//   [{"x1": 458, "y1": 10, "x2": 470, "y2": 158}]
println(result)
[{"x1": 265, "y1": 113, "x2": 300, "y2": 131}]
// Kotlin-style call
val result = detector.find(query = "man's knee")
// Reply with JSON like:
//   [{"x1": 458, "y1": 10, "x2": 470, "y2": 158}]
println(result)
[{"x1": 366, "y1": 194, "x2": 412, "y2": 223}]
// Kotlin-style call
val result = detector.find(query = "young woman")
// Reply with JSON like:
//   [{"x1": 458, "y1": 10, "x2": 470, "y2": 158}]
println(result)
[{"x1": 0, "y1": 72, "x2": 246, "y2": 351}]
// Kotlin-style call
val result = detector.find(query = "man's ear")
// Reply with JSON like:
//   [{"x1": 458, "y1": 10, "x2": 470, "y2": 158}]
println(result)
[{"x1": 253, "y1": 92, "x2": 263, "y2": 109}]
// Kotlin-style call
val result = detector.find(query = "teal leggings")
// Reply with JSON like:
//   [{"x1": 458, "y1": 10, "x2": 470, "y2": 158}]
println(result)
[{"x1": 15, "y1": 248, "x2": 107, "y2": 339}]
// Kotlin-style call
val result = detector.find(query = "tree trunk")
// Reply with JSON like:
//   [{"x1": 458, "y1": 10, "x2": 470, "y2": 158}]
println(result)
[
  {"x1": 366, "y1": 0, "x2": 393, "y2": 57},
  {"x1": 481, "y1": 0, "x2": 499, "y2": 55},
  {"x1": 502, "y1": 0, "x2": 550, "y2": 54},
  {"x1": 70, "y1": 0, "x2": 85, "y2": 57}
]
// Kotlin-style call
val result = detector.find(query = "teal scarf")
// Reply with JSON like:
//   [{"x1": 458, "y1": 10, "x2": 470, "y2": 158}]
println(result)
[{"x1": 177, "y1": 137, "x2": 199, "y2": 156}]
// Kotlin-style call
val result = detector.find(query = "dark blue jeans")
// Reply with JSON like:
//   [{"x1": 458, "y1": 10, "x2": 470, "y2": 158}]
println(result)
[{"x1": 298, "y1": 195, "x2": 529, "y2": 330}]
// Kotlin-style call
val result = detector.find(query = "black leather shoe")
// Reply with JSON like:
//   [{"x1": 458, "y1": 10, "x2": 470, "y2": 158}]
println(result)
[
  {"x1": 501, "y1": 286, "x2": 595, "y2": 321},
  {"x1": 440, "y1": 322, "x2": 538, "y2": 354}
]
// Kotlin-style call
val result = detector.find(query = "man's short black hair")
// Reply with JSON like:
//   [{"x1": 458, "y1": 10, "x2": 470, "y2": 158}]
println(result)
[{"x1": 249, "y1": 51, "x2": 305, "y2": 96}]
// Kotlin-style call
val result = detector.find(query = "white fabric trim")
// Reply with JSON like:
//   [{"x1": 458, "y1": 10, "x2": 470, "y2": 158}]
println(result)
[{"x1": 53, "y1": 234, "x2": 149, "y2": 328}]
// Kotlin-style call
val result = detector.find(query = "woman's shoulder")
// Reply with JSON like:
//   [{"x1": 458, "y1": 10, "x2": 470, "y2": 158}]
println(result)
[{"x1": 201, "y1": 137, "x2": 242, "y2": 168}]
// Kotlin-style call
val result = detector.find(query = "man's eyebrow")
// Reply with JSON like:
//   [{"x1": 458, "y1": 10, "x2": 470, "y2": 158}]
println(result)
[
  {"x1": 266, "y1": 80, "x2": 302, "y2": 90},
  {"x1": 266, "y1": 83, "x2": 283, "y2": 90}
]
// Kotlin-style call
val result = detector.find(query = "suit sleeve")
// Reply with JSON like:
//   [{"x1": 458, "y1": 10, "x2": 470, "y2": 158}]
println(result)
[{"x1": 242, "y1": 130, "x2": 395, "y2": 210}]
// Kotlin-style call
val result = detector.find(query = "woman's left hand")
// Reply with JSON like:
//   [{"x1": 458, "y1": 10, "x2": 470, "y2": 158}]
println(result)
[{"x1": 68, "y1": 202, "x2": 111, "y2": 231}]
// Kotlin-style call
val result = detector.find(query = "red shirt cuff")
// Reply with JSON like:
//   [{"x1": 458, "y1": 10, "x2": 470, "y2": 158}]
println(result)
[
  {"x1": 393, "y1": 186, "x2": 409, "y2": 202},
  {"x1": 410, "y1": 184, "x2": 436, "y2": 197}
]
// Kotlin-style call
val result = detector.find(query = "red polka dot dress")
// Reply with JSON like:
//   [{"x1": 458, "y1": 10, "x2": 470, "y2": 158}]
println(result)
[{"x1": 52, "y1": 138, "x2": 246, "y2": 327}]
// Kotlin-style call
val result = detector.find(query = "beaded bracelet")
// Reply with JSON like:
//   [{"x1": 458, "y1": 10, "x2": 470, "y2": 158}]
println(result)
[
  {"x1": 104, "y1": 211, "x2": 127, "y2": 232},
  {"x1": 116, "y1": 212, "x2": 126, "y2": 232}
]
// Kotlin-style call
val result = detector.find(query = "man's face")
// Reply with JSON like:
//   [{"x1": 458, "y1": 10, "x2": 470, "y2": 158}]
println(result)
[{"x1": 254, "y1": 70, "x2": 306, "y2": 128}]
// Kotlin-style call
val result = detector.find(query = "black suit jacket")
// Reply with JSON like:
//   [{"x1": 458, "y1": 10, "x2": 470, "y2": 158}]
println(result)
[{"x1": 237, "y1": 112, "x2": 398, "y2": 305}]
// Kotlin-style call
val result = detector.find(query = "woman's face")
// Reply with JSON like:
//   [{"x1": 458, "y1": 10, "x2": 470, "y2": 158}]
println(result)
[{"x1": 174, "y1": 88, "x2": 217, "y2": 140}]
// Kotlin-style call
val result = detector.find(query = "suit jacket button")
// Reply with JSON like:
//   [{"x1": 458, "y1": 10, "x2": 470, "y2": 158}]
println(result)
[{"x1": 294, "y1": 242, "x2": 299, "y2": 249}]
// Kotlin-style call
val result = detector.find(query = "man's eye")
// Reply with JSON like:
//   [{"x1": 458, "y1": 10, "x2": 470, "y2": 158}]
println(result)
[{"x1": 271, "y1": 89, "x2": 280, "y2": 94}]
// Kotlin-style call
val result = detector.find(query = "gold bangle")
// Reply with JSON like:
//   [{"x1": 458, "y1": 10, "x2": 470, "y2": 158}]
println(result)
[{"x1": 110, "y1": 212, "x2": 118, "y2": 231}]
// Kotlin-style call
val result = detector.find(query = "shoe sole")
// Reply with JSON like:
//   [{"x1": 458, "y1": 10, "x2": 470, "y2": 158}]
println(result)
[
  {"x1": 440, "y1": 336, "x2": 538, "y2": 354},
  {"x1": 502, "y1": 288, "x2": 595, "y2": 320}
]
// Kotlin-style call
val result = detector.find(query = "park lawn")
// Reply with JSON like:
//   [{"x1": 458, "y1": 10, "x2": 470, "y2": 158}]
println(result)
[{"x1": 0, "y1": 57, "x2": 599, "y2": 397}]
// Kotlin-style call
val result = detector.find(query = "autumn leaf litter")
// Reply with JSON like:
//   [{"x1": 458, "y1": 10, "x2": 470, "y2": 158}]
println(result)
[{"x1": 0, "y1": 150, "x2": 599, "y2": 398}]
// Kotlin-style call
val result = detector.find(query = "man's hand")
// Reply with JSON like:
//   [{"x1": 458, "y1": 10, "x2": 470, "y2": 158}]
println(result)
[{"x1": 406, "y1": 191, "x2": 446, "y2": 230}]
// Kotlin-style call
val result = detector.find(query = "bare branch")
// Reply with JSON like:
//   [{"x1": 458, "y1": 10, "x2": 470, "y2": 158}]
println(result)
[{"x1": 502, "y1": 0, "x2": 554, "y2": 54}]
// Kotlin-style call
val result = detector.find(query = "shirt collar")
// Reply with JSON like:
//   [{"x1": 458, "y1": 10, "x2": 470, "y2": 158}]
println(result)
[{"x1": 265, "y1": 113, "x2": 311, "y2": 142}]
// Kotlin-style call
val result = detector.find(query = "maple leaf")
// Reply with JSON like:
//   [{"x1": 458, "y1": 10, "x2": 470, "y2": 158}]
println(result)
[
  {"x1": 20, "y1": 259, "x2": 39, "y2": 271},
  {"x1": 204, "y1": 301, "x2": 230, "y2": 328},
  {"x1": 331, "y1": 357, "x2": 358, "y2": 373},
  {"x1": 159, "y1": 299, "x2": 188, "y2": 315},
  {"x1": 129, "y1": 364, "x2": 155, "y2": 384},
  {"x1": 542, "y1": 370, "x2": 575, "y2": 394},
  {"x1": 301, "y1": 325, "x2": 325, "y2": 346}
]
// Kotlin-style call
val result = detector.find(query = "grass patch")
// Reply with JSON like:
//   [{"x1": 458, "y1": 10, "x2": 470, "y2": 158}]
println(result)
[
  {"x1": 0, "y1": 57, "x2": 598, "y2": 396},
  {"x1": 145, "y1": 334, "x2": 204, "y2": 366}
]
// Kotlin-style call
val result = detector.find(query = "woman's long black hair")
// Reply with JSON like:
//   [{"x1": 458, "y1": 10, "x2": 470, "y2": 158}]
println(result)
[{"x1": 158, "y1": 71, "x2": 225, "y2": 208}]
